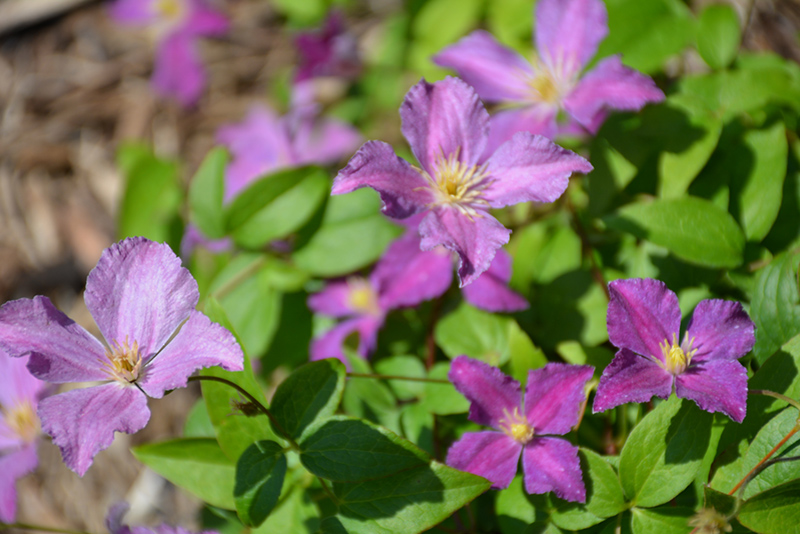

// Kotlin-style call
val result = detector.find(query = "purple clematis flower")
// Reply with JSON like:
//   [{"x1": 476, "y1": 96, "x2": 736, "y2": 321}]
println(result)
[
  {"x1": 592, "y1": 278, "x2": 755, "y2": 422},
  {"x1": 0, "y1": 237, "x2": 243, "y2": 476},
  {"x1": 110, "y1": 0, "x2": 229, "y2": 107},
  {"x1": 0, "y1": 352, "x2": 48, "y2": 523},
  {"x1": 332, "y1": 77, "x2": 592, "y2": 286},
  {"x1": 294, "y1": 11, "x2": 361, "y2": 83},
  {"x1": 446, "y1": 356, "x2": 593, "y2": 501},
  {"x1": 107, "y1": 502, "x2": 219, "y2": 534},
  {"x1": 433, "y1": 0, "x2": 664, "y2": 150}
]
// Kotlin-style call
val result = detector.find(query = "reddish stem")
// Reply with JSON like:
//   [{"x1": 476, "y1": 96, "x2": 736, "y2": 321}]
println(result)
[{"x1": 728, "y1": 425, "x2": 800, "y2": 495}]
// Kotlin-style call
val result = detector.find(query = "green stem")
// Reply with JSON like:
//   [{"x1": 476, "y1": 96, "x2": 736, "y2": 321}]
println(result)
[
  {"x1": 3, "y1": 523, "x2": 93, "y2": 534},
  {"x1": 736, "y1": 455, "x2": 800, "y2": 501},
  {"x1": 750, "y1": 389, "x2": 800, "y2": 412},
  {"x1": 346, "y1": 372, "x2": 449, "y2": 384}
]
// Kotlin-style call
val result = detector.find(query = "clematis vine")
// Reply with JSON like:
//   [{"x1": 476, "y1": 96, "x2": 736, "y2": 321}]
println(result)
[
  {"x1": 446, "y1": 356, "x2": 593, "y2": 501},
  {"x1": 0, "y1": 237, "x2": 244, "y2": 476},
  {"x1": 332, "y1": 76, "x2": 592, "y2": 286},
  {"x1": 110, "y1": 0, "x2": 229, "y2": 107},
  {"x1": 107, "y1": 502, "x2": 219, "y2": 534},
  {"x1": 592, "y1": 278, "x2": 755, "y2": 422},
  {"x1": 433, "y1": 0, "x2": 664, "y2": 150}
]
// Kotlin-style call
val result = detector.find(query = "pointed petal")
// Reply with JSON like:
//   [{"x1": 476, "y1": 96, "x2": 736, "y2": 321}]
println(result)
[
  {"x1": 105, "y1": 502, "x2": 133, "y2": 534},
  {"x1": 308, "y1": 281, "x2": 359, "y2": 317},
  {"x1": 483, "y1": 132, "x2": 592, "y2": 208},
  {"x1": 484, "y1": 107, "x2": 558, "y2": 160},
  {"x1": 332, "y1": 141, "x2": 435, "y2": 219},
  {"x1": 309, "y1": 316, "x2": 383, "y2": 363},
  {"x1": 419, "y1": 208, "x2": 511, "y2": 287},
  {"x1": 138, "y1": 311, "x2": 243, "y2": 398},
  {"x1": 185, "y1": 0, "x2": 229, "y2": 36},
  {"x1": 607, "y1": 278, "x2": 680, "y2": 362},
  {"x1": 400, "y1": 77, "x2": 489, "y2": 171},
  {"x1": 0, "y1": 296, "x2": 108, "y2": 383},
  {"x1": 152, "y1": 33, "x2": 205, "y2": 107},
  {"x1": 433, "y1": 31, "x2": 533, "y2": 102},
  {"x1": 84, "y1": 238, "x2": 199, "y2": 358},
  {"x1": 446, "y1": 431, "x2": 522, "y2": 489},
  {"x1": 525, "y1": 363, "x2": 593, "y2": 436},
  {"x1": 38, "y1": 384, "x2": 150, "y2": 476},
  {"x1": 109, "y1": 0, "x2": 158, "y2": 24},
  {"x1": 0, "y1": 353, "x2": 48, "y2": 412},
  {"x1": 564, "y1": 55, "x2": 664, "y2": 131},
  {"x1": 448, "y1": 356, "x2": 522, "y2": 428},
  {"x1": 462, "y1": 249, "x2": 528, "y2": 312},
  {"x1": 686, "y1": 300, "x2": 755, "y2": 363},
  {"x1": 593, "y1": 349, "x2": 673, "y2": 413},
  {"x1": 676, "y1": 360, "x2": 748, "y2": 423},
  {"x1": 0, "y1": 445, "x2": 38, "y2": 523},
  {"x1": 293, "y1": 117, "x2": 362, "y2": 167},
  {"x1": 535, "y1": 0, "x2": 608, "y2": 78},
  {"x1": 523, "y1": 437, "x2": 585, "y2": 502}
]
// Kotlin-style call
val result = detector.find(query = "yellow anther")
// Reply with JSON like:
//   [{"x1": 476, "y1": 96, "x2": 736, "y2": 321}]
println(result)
[
  {"x1": 499, "y1": 407, "x2": 535, "y2": 444},
  {"x1": 347, "y1": 279, "x2": 381, "y2": 317},
  {"x1": 660, "y1": 333, "x2": 697, "y2": 375},
  {"x1": 155, "y1": 0, "x2": 184, "y2": 19},
  {"x1": 528, "y1": 72, "x2": 559, "y2": 103},
  {"x1": 1, "y1": 401, "x2": 40, "y2": 443},
  {"x1": 103, "y1": 337, "x2": 144, "y2": 384},
  {"x1": 418, "y1": 148, "x2": 492, "y2": 217}
]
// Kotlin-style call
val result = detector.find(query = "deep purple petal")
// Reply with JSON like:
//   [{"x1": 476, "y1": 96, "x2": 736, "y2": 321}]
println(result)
[
  {"x1": 0, "y1": 353, "x2": 48, "y2": 413},
  {"x1": 564, "y1": 55, "x2": 664, "y2": 132},
  {"x1": 38, "y1": 384, "x2": 150, "y2": 476},
  {"x1": 0, "y1": 444, "x2": 38, "y2": 523},
  {"x1": 332, "y1": 140, "x2": 435, "y2": 219},
  {"x1": 184, "y1": 0, "x2": 229, "y2": 36},
  {"x1": 308, "y1": 281, "x2": 359, "y2": 317},
  {"x1": 675, "y1": 360, "x2": 748, "y2": 423},
  {"x1": 445, "y1": 431, "x2": 521, "y2": 489},
  {"x1": 448, "y1": 356, "x2": 522, "y2": 428},
  {"x1": 294, "y1": 12, "x2": 360, "y2": 82},
  {"x1": 483, "y1": 132, "x2": 592, "y2": 208},
  {"x1": 400, "y1": 77, "x2": 489, "y2": 172},
  {"x1": 462, "y1": 249, "x2": 528, "y2": 312},
  {"x1": 592, "y1": 348, "x2": 674, "y2": 413},
  {"x1": 525, "y1": 363, "x2": 593, "y2": 436},
  {"x1": 522, "y1": 437, "x2": 585, "y2": 502},
  {"x1": 84, "y1": 238, "x2": 199, "y2": 359},
  {"x1": 152, "y1": 33, "x2": 205, "y2": 107},
  {"x1": 109, "y1": 0, "x2": 158, "y2": 24},
  {"x1": 607, "y1": 278, "x2": 681, "y2": 362},
  {"x1": 309, "y1": 316, "x2": 384, "y2": 362},
  {"x1": 535, "y1": 0, "x2": 608, "y2": 78},
  {"x1": 293, "y1": 117, "x2": 362, "y2": 167},
  {"x1": 483, "y1": 107, "x2": 558, "y2": 160},
  {"x1": 419, "y1": 208, "x2": 511, "y2": 287},
  {"x1": 686, "y1": 300, "x2": 755, "y2": 363},
  {"x1": 0, "y1": 296, "x2": 108, "y2": 383},
  {"x1": 433, "y1": 31, "x2": 533, "y2": 102},
  {"x1": 137, "y1": 311, "x2": 243, "y2": 399}
]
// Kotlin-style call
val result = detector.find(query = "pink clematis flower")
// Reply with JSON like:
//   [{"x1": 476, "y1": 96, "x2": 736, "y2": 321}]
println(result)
[
  {"x1": 433, "y1": 0, "x2": 664, "y2": 150},
  {"x1": 110, "y1": 0, "x2": 229, "y2": 107},
  {"x1": 592, "y1": 278, "x2": 755, "y2": 422},
  {"x1": 294, "y1": 11, "x2": 361, "y2": 83},
  {"x1": 107, "y1": 502, "x2": 219, "y2": 534},
  {"x1": 332, "y1": 77, "x2": 592, "y2": 286},
  {"x1": 446, "y1": 356, "x2": 593, "y2": 501},
  {"x1": 0, "y1": 238, "x2": 244, "y2": 476}
]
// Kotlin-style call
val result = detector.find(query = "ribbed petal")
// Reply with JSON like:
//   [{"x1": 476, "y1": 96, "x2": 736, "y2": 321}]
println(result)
[
  {"x1": 525, "y1": 363, "x2": 593, "y2": 436},
  {"x1": 419, "y1": 207, "x2": 511, "y2": 287},
  {"x1": 185, "y1": 0, "x2": 229, "y2": 36},
  {"x1": 0, "y1": 296, "x2": 108, "y2": 383},
  {"x1": 109, "y1": 0, "x2": 158, "y2": 24},
  {"x1": 564, "y1": 55, "x2": 664, "y2": 131},
  {"x1": 433, "y1": 31, "x2": 533, "y2": 102},
  {"x1": 686, "y1": 300, "x2": 755, "y2": 363},
  {"x1": 446, "y1": 431, "x2": 521, "y2": 489},
  {"x1": 535, "y1": 0, "x2": 608, "y2": 79},
  {"x1": 483, "y1": 132, "x2": 592, "y2": 208},
  {"x1": 0, "y1": 444, "x2": 38, "y2": 523},
  {"x1": 607, "y1": 278, "x2": 681, "y2": 362},
  {"x1": 676, "y1": 360, "x2": 748, "y2": 423},
  {"x1": 0, "y1": 353, "x2": 47, "y2": 414},
  {"x1": 332, "y1": 140, "x2": 435, "y2": 219},
  {"x1": 309, "y1": 316, "x2": 384, "y2": 362},
  {"x1": 400, "y1": 77, "x2": 489, "y2": 172},
  {"x1": 138, "y1": 311, "x2": 243, "y2": 399},
  {"x1": 593, "y1": 349, "x2": 673, "y2": 413},
  {"x1": 462, "y1": 249, "x2": 528, "y2": 312},
  {"x1": 484, "y1": 108, "x2": 557, "y2": 160},
  {"x1": 293, "y1": 117, "x2": 362, "y2": 167},
  {"x1": 522, "y1": 437, "x2": 585, "y2": 502},
  {"x1": 39, "y1": 384, "x2": 150, "y2": 476},
  {"x1": 448, "y1": 356, "x2": 521, "y2": 428},
  {"x1": 152, "y1": 33, "x2": 205, "y2": 107},
  {"x1": 84, "y1": 238, "x2": 200, "y2": 360},
  {"x1": 308, "y1": 281, "x2": 359, "y2": 317}
]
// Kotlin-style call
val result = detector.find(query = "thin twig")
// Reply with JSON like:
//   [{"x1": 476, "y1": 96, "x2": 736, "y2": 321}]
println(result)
[
  {"x1": 728, "y1": 425, "x2": 800, "y2": 495},
  {"x1": 750, "y1": 389, "x2": 800, "y2": 412},
  {"x1": 346, "y1": 372, "x2": 449, "y2": 384}
]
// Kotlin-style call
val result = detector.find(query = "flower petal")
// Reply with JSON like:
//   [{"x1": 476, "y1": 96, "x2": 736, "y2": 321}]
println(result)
[
  {"x1": 308, "y1": 281, "x2": 360, "y2": 317},
  {"x1": 433, "y1": 31, "x2": 533, "y2": 102},
  {"x1": 293, "y1": 117, "x2": 362, "y2": 168},
  {"x1": 39, "y1": 383, "x2": 150, "y2": 476},
  {"x1": 185, "y1": 0, "x2": 229, "y2": 36},
  {"x1": 535, "y1": 0, "x2": 608, "y2": 78},
  {"x1": 483, "y1": 132, "x2": 592, "y2": 208},
  {"x1": 462, "y1": 249, "x2": 528, "y2": 312},
  {"x1": 0, "y1": 296, "x2": 108, "y2": 383},
  {"x1": 448, "y1": 356, "x2": 521, "y2": 428},
  {"x1": 446, "y1": 431, "x2": 522, "y2": 490},
  {"x1": 108, "y1": 0, "x2": 158, "y2": 24},
  {"x1": 607, "y1": 278, "x2": 681, "y2": 362},
  {"x1": 309, "y1": 316, "x2": 384, "y2": 363},
  {"x1": 522, "y1": 437, "x2": 585, "y2": 502},
  {"x1": 400, "y1": 77, "x2": 489, "y2": 171},
  {"x1": 152, "y1": 33, "x2": 205, "y2": 107},
  {"x1": 484, "y1": 107, "x2": 558, "y2": 160},
  {"x1": 686, "y1": 299, "x2": 755, "y2": 363},
  {"x1": 332, "y1": 140, "x2": 435, "y2": 219},
  {"x1": 138, "y1": 311, "x2": 244, "y2": 399},
  {"x1": 564, "y1": 55, "x2": 664, "y2": 132},
  {"x1": 0, "y1": 353, "x2": 48, "y2": 414},
  {"x1": 0, "y1": 444, "x2": 38, "y2": 523},
  {"x1": 525, "y1": 363, "x2": 593, "y2": 436},
  {"x1": 675, "y1": 360, "x2": 748, "y2": 423},
  {"x1": 593, "y1": 348, "x2": 673, "y2": 413},
  {"x1": 84, "y1": 238, "x2": 200, "y2": 359},
  {"x1": 419, "y1": 207, "x2": 511, "y2": 287}
]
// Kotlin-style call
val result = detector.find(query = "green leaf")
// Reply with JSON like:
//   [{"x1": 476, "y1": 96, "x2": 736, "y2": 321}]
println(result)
[
  {"x1": 184, "y1": 399, "x2": 216, "y2": 438},
  {"x1": 630, "y1": 507, "x2": 693, "y2": 534},
  {"x1": 342, "y1": 353, "x2": 401, "y2": 432},
  {"x1": 189, "y1": 148, "x2": 227, "y2": 239},
  {"x1": 738, "y1": 479, "x2": 800, "y2": 534},
  {"x1": 696, "y1": 4, "x2": 741, "y2": 69},
  {"x1": 374, "y1": 355, "x2": 427, "y2": 401},
  {"x1": 750, "y1": 250, "x2": 800, "y2": 364},
  {"x1": 619, "y1": 396, "x2": 712, "y2": 507},
  {"x1": 434, "y1": 302, "x2": 521, "y2": 366},
  {"x1": 132, "y1": 438, "x2": 236, "y2": 509},
  {"x1": 418, "y1": 362, "x2": 470, "y2": 416},
  {"x1": 251, "y1": 486, "x2": 319, "y2": 534},
  {"x1": 703, "y1": 486, "x2": 738, "y2": 517},
  {"x1": 234, "y1": 441, "x2": 287, "y2": 527},
  {"x1": 486, "y1": 0, "x2": 533, "y2": 50},
  {"x1": 496, "y1": 476, "x2": 549, "y2": 533}
]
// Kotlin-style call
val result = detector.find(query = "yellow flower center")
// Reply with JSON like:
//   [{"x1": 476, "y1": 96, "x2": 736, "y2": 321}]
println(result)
[
  {"x1": 499, "y1": 407, "x2": 534, "y2": 444},
  {"x1": 660, "y1": 333, "x2": 697, "y2": 375},
  {"x1": 519, "y1": 54, "x2": 577, "y2": 106},
  {"x1": 419, "y1": 149, "x2": 492, "y2": 217},
  {"x1": 1, "y1": 400, "x2": 40, "y2": 443},
  {"x1": 528, "y1": 71, "x2": 560, "y2": 104},
  {"x1": 347, "y1": 279, "x2": 381, "y2": 317},
  {"x1": 103, "y1": 337, "x2": 145, "y2": 384},
  {"x1": 154, "y1": 0, "x2": 185, "y2": 20}
]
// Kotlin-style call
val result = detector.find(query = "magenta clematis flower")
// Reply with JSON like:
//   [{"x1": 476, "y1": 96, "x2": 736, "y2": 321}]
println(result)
[
  {"x1": 107, "y1": 502, "x2": 219, "y2": 534},
  {"x1": 446, "y1": 356, "x2": 593, "y2": 501},
  {"x1": 592, "y1": 278, "x2": 755, "y2": 422},
  {"x1": 433, "y1": 0, "x2": 664, "y2": 149},
  {"x1": 0, "y1": 352, "x2": 48, "y2": 523},
  {"x1": 110, "y1": 0, "x2": 229, "y2": 107},
  {"x1": 294, "y1": 11, "x2": 361, "y2": 83},
  {"x1": 0, "y1": 238, "x2": 244, "y2": 476},
  {"x1": 332, "y1": 77, "x2": 592, "y2": 286}
]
